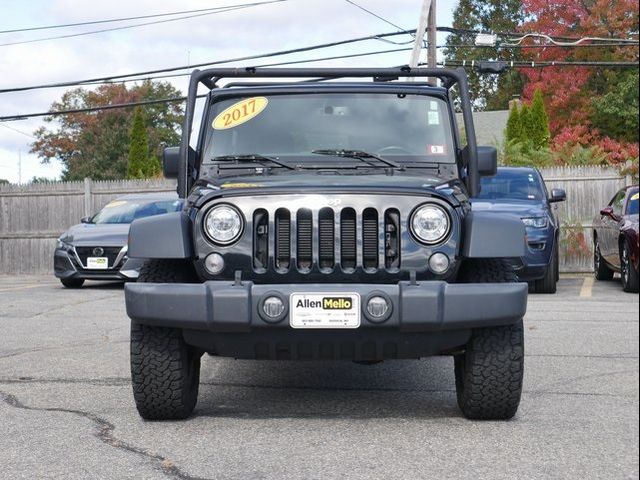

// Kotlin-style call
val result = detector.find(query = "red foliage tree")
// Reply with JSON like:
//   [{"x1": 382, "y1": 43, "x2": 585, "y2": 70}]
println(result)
[{"x1": 518, "y1": 0, "x2": 639, "y2": 136}]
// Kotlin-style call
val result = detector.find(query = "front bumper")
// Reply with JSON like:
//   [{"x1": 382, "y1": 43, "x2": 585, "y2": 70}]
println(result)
[
  {"x1": 54, "y1": 248, "x2": 143, "y2": 281},
  {"x1": 125, "y1": 281, "x2": 527, "y2": 359}
]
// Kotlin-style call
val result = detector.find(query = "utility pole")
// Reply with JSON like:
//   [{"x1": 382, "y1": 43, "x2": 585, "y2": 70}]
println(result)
[
  {"x1": 408, "y1": 0, "x2": 432, "y2": 70},
  {"x1": 408, "y1": 0, "x2": 436, "y2": 83},
  {"x1": 427, "y1": 0, "x2": 437, "y2": 69}
]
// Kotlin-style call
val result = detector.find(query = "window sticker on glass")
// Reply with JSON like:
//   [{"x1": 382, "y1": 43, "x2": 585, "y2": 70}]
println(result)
[
  {"x1": 429, "y1": 100, "x2": 439, "y2": 110},
  {"x1": 428, "y1": 145, "x2": 446, "y2": 155},
  {"x1": 428, "y1": 110, "x2": 440, "y2": 125},
  {"x1": 212, "y1": 97, "x2": 268, "y2": 130}
]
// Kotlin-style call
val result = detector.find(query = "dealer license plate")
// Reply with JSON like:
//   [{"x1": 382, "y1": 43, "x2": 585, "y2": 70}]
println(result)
[
  {"x1": 86, "y1": 257, "x2": 108, "y2": 269},
  {"x1": 290, "y1": 293, "x2": 360, "y2": 329}
]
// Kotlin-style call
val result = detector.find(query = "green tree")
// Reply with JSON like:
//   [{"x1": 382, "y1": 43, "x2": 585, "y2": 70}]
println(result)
[
  {"x1": 31, "y1": 80, "x2": 183, "y2": 180},
  {"x1": 127, "y1": 108, "x2": 150, "y2": 179},
  {"x1": 519, "y1": 103, "x2": 534, "y2": 148},
  {"x1": 0, "y1": 178, "x2": 9, "y2": 185},
  {"x1": 529, "y1": 89, "x2": 550, "y2": 149},
  {"x1": 505, "y1": 102, "x2": 523, "y2": 144},
  {"x1": 591, "y1": 71, "x2": 639, "y2": 143},
  {"x1": 444, "y1": 0, "x2": 524, "y2": 110}
]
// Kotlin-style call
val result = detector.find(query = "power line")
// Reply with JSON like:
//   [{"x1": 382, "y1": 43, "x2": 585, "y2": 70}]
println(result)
[
  {"x1": 343, "y1": 0, "x2": 409, "y2": 36},
  {"x1": 2, "y1": 58, "x2": 638, "y2": 123},
  {"x1": 0, "y1": 124, "x2": 35, "y2": 138},
  {"x1": 0, "y1": 5, "x2": 269, "y2": 34},
  {"x1": 0, "y1": 29, "x2": 418, "y2": 94},
  {"x1": 0, "y1": 0, "x2": 286, "y2": 47}
]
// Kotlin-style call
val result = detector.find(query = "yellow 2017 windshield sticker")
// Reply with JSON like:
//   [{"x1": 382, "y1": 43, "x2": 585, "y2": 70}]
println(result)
[
  {"x1": 631, "y1": 193, "x2": 639, "y2": 201},
  {"x1": 212, "y1": 97, "x2": 268, "y2": 130},
  {"x1": 104, "y1": 200, "x2": 127, "y2": 208}
]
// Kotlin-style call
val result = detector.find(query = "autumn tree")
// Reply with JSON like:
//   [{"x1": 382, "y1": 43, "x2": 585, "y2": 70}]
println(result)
[
  {"x1": 519, "y1": 0, "x2": 639, "y2": 136},
  {"x1": 444, "y1": 0, "x2": 524, "y2": 110},
  {"x1": 31, "y1": 80, "x2": 183, "y2": 180}
]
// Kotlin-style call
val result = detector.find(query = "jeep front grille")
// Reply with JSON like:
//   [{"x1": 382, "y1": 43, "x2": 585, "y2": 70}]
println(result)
[{"x1": 252, "y1": 206, "x2": 401, "y2": 273}]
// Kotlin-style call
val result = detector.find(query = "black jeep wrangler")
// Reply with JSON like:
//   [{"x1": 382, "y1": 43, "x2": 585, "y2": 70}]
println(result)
[{"x1": 125, "y1": 67, "x2": 528, "y2": 421}]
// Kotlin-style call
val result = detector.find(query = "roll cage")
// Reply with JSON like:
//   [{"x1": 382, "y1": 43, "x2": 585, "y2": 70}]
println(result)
[{"x1": 178, "y1": 67, "x2": 480, "y2": 197}]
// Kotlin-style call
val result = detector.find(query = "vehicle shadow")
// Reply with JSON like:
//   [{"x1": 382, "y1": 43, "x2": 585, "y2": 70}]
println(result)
[
  {"x1": 77, "y1": 281, "x2": 126, "y2": 290},
  {"x1": 196, "y1": 357, "x2": 461, "y2": 420}
]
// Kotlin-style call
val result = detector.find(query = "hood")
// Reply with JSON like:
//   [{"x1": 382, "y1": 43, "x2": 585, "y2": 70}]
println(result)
[
  {"x1": 470, "y1": 200, "x2": 545, "y2": 218},
  {"x1": 60, "y1": 223, "x2": 130, "y2": 246},
  {"x1": 193, "y1": 171, "x2": 467, "y2": 206}
]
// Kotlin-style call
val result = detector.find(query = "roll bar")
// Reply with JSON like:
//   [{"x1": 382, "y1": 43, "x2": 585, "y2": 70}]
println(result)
[{"x1": 178, "y1": 66, "x2": 480, "y2": 197}]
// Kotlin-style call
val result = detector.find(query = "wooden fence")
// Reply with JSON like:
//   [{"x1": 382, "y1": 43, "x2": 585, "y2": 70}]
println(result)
[{"x1": 0, "y1": 167, "x2": 633, "y2": 274}]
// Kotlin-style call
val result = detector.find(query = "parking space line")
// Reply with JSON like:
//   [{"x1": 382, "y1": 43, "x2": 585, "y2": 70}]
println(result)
[
  {"x1": 579, "y1": 277, "x2": 594, "y2": 298},
  {"x1": 0, "y1": 284, "x2": 54, "y2": 293}
]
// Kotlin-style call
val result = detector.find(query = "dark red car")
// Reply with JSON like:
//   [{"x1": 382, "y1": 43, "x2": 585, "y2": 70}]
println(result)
[{"x1": 593, "y1": 185, "x2": 639, "y2": 292}]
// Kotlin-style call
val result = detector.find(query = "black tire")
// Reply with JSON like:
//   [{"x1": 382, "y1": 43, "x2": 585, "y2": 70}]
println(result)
[
  {"x1": 594, "y1": 238, "x2": 614, "y2": 281},
  {"x1": 458, "y1": 258, "x2": 519, "y2": 283},
  {"x1": 455, "y1": 258, "x2": 524, "y2": 420},
  {"x1": 60, "y1": 277, "x2": 84, "y2": 288},
  {"x1": 621, "y1": 242, "x2": 639, "y2": 293},
  {"x1": 533, "y1": 248, "x2": 557, "y2": 294},
  {"x1": 131, "y1": 324, "x2": 201, "y2": 420},
  {"x1": 454, "y1": 320, "x2": 524, "y2": 420},
  {"x1": 130, "y1": 259, "x2": 201, "y2": 420}
]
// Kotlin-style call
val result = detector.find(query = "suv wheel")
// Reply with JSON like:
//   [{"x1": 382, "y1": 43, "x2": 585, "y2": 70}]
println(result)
[
  {"x1": 130, "y1": 259, "x2": 201, "y2": 420},
  {"x1": 455, "y1": 259, "x2": 524, "y2": 420},
  {"x1": 594, "y1": 239, "x2": 614, "y2": 281},
  {"x1": 60, "y1": 278, "x2": 84, "y2": 288},
  {"x1": 621, "y1": 242, "x2": 639, "y2": 293},
  {"x1": 533, "y1": 247, "x2": 558, "y2": 294}
]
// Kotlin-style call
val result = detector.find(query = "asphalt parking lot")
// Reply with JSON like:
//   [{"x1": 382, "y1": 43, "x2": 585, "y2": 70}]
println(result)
[{"x1": 0, "y1": 275, "x2": 638, "y2": 480}]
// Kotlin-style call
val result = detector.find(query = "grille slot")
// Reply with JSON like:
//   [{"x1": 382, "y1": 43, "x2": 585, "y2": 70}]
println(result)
[
  {"x1": 296, "y1": 209, "x2": 313, "y2": 271},
  {"x1": 253, "y1": 209, "x2": 268, "y2": 270},
  {"x1": 318, "y1": 208, "x2": 335, "y2": 270},
  {"x1": 384, "y1": 209, "x2": 401, "y2": 269},
  {"x1": 362, "y1": 208, "x2": 378, "y2": 270},
  {"x1": 340, "y1": 208, "x2": 357, "y2": 270},
  {"x1": 275, "y1": 209, "x2": 290, "y2": 270}
]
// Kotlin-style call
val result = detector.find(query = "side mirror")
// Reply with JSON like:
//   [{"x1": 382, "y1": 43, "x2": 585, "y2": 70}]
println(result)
[
  {"x1": 80, "y1": 216, "x2": 92, "y2": 224},
  {"x1": 162, "y1": 146, "x2": 180, "y2": 179},
  {"x1": 549, "y1": 188, "x2": 566, "y2": 203},
  {"x1": 477, "y1": 146, "x2": 498, "y2": 177},
  {"x1": 600, "y1": 206, "x2": 614, "y2": 217}
]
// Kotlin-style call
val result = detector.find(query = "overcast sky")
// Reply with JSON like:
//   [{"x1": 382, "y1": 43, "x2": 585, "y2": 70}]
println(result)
[{"x1": 0, "y1": 0, "x2": 457, "y2": 183}]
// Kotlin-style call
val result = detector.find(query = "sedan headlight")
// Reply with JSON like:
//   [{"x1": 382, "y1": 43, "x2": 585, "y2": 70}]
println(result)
[
  {"x1": 410, "y1": 204, "x2": 451, "y2": 245},
  {"x1": 204, "y1": 204, "x2": 243, "y2": 245},
  {"x1": 522, "y1": 217, "x2": 548, "y2": 229},
  {"x1": 56, "y1": 238, "x2": 72, "y2": 251}
]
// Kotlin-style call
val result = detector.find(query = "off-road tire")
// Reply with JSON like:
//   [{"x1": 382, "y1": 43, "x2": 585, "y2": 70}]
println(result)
[
  {"x1": 60, "y1": 278, "x2": 84, "y2": 288},
  {"x1": 594, "y1": 238, "x2": 614, "y2": 281},
  {"x1": 621, "y1": 242, "x2": 639, "y2": 293},
  {"x1": 533, "y1": 247, "x2": 558, "y2": 294},
  {"x1": 130, "y1": 259, "x2": 201, "y2": 420},
  {"x1": 455, "y1": 258, "x2": 524, "y2": 420},
  {"x1": 458, "y1": 258, "x2": 519, "y2": 283},
  {"x1": 454, "y1": 320, "x2": 524, "y2": 420}
]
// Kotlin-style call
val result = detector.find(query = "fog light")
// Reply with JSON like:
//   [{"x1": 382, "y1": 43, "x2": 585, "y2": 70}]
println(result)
[
  {"x1": 366, "y1": 296, "x2": 389, "y2": 319},
  {"x1": 204, "y1": 253, "x2": 225, "y2": 275},
  {"x1": 263, "y1": 296, "x2": 285, "y2": 319},
  {"x1": 429, "y1": 252, "x2": 450, "y2": 274}
]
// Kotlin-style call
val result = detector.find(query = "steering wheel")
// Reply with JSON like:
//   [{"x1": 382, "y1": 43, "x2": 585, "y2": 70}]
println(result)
[{"x1": 376, "y1": 146, "x2": 412, "y2": 156}]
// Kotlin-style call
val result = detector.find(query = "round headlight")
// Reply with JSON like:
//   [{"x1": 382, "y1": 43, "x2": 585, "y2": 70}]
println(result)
[
  {"x1": 411, "y1": 204, "x2": 450, "y2": 245},
  {"x1": 204, "y1": 205, "x2": 243, "y2": 245}
]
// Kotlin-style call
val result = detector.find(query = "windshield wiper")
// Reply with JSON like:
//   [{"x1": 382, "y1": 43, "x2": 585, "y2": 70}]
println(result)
[
  {"x1": 311, "y1": 149, "x2": 403, "y2": 170},
  {"x1": 213, "y1": 154, "x2": 295, "y2": 170}
]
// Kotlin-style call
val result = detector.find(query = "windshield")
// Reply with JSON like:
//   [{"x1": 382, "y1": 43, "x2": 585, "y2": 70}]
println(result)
[
  {"x1": 203, "y1": 93, "x2": 455, "y2": 164},
  {"x1": 91, "y1": 199, "x2": 182, "y2": 224},
  {"x1": 627, "y1": 190, "x2": 639, "y2": 215},
  {"x1": 477, "y1": 169, "x2": 544, "y2": 202}
]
